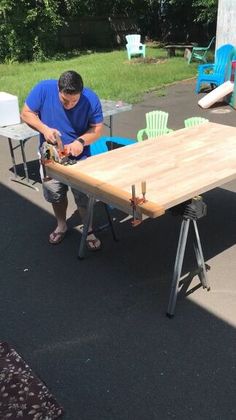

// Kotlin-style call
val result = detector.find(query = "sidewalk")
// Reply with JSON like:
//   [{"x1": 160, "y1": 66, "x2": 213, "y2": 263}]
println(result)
[{"x1": 0, "y1": 80, "x2": 236, "y2": 420}]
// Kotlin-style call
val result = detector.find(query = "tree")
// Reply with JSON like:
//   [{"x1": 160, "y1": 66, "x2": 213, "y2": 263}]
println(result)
[
  {"x1": 158, "y1": 0, "x2": 217, "y2": 42},
  {"x1": 0, "y1": 0, "x2": 218, "y2": 62},
  {"x1": 0, "y1": 0, "x2": 64, "y2": 61},
  {"x1": 192, "y1": 0, "x2": 218, "y2": 24}
]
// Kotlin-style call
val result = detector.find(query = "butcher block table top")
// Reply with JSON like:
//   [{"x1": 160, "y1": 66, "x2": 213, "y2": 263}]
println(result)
[{"x1": 46, "y1": 122, "x2": 236, "y2": 218}]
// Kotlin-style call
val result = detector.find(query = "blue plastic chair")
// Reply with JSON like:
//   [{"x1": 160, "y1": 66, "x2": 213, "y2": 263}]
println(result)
[
  {"x1": 90, "y1": 136, "x2": 136, "y2": 156},
  {"x1": 195, "y1": 44, "x2": 234, "y2": 93}
]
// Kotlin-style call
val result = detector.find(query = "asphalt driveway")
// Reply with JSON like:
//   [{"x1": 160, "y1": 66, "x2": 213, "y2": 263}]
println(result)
[{"x1": 0, "y1": 79, "x2": 236, "y2": 420}]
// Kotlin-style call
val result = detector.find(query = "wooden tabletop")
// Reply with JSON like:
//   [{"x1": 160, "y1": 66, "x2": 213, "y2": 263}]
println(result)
[{"x1": 46, "y1": 122, "x2": 236, "y2": 218}]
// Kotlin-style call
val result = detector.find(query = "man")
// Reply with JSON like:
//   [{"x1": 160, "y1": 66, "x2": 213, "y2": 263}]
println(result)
[{"x1": 21, "y1": 70, "x2": 103, "y2": 249}]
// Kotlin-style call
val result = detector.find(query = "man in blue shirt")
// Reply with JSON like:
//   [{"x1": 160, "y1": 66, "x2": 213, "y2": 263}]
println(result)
[{"x1": 21, "y1": 70, "x2": 103, "y2": 248}]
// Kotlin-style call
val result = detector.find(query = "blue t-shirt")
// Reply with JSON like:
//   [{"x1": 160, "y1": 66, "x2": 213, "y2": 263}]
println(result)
[{"x1": 25, "y1": 79, "x2": 103, "y2": 158}]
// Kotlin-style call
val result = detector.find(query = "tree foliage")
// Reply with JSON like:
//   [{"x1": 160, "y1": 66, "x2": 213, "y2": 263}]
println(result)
[
  {"x1": 0, "y1": 0, "x2": 218, "y2": 62},
  {"x1": 0, "y1": 0, "x2": 64, "y2": 62},
  {"x1": 157, "y1": 0, "x2": 217, "y2": 42},
  {"x1": 192, "y1": 0, "x2": 218, "y2": 24}
]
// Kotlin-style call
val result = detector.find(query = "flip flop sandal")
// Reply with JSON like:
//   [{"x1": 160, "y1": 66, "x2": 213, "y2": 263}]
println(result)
[
  {"x1": 86, "y1": 234, "x2": 102, "y2": 251},
  {"x1": 78, "y1": 225, "x2": 101, "y2": 251},
  {"x1": 49, "y1": 230, "x2": 67, "y2": 245}
]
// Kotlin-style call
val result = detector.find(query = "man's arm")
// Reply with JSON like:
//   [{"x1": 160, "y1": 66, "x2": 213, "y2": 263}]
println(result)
[
  {"x1": 21, "y1": 104, "x2": 61, "y2": 143},
  {"x1": 77, "y1": 123, "x2": 104, "y2": 145}
]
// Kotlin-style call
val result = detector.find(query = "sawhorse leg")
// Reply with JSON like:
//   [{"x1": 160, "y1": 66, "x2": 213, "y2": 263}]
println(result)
[
  {"x1": 77, "y1": 199, "x2": 118, "y2": 259},
  {"x1": 192, "y1": 219, "x2": 210, "y2": 291},
  {"x1": 166, "y1": 217, "x2": 210, "y2": 318},
  {"x1": 103, "y1": 204, "x2": 118, "y2": 241},
  {"x1": 78, "y1": 197, "x2": 95, "y2": 259}
]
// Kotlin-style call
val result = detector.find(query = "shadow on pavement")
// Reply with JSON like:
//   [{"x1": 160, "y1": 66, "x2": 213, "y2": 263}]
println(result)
[
  {"x1": 9, "y1": 159, "x2": 41, "y2": 185},
  {"x1": 0, "y1": 180, "x2": 236, "y2": 420}
]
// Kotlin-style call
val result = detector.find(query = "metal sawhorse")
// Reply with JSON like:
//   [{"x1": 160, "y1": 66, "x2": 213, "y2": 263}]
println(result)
[
  {"x1": 167, "y1": 196, "x2": 210, "y2": 317},
  {"x1": 77, "y1": 195, "x2": 211, "y2": 317}
]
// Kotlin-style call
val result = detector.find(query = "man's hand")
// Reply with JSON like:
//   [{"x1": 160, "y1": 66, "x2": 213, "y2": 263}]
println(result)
[
  {"x1": 64, "y1": 140, "x2": 84, "y2": 157},
  {"x1": 42, "y1": 126, "x2": 61, "y2": 144},
  {"x1": 21, "y1": 104, "x2": 62, "y2": 144}
]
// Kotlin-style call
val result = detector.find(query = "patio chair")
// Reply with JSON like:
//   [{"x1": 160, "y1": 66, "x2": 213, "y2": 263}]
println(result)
[
  {"x1": 195, "y1": 44, "x2": 234, "y2": 93},
  {"x1": 90, "y1": 136, "x2": 136, "y2": 155},
  {"x1": 137, "y1": 110, "x2": 173, "y2": 141},
  {"x1": 188, "y1": 36, "x2": 215, "y2": 64},
  {"x1": 125, "y1": 34, "x2": 146, "y2": 60},
  {"x1": 184, "y1": 117, "x2": 209, "y2": 128}
]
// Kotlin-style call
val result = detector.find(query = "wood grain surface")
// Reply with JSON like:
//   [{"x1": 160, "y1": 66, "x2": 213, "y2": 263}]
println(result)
[{"x1": 46, "y1": 122, "x2": 236, "y2": 218}]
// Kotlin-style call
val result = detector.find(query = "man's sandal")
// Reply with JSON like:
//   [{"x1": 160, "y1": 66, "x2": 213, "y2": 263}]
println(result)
[
  {"x1": 49, "y1": 230, "x2": 67, "y2": 245},
  {"x1": 86, "y1": 233, "x2": 101, "y2": 251},
  {"x1": 78, "y1": 225, "x2": 101, "y2": 251}
]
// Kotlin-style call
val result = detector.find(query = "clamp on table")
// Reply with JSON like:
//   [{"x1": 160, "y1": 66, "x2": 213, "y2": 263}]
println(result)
[{"x1": 130, "y1": 181, "x2": 147, "y2": 226}]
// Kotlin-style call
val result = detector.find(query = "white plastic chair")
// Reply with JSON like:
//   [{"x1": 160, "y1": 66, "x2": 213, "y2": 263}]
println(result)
[{"x1": 125, "y1": 34, "x2": 146, "y2": 60}]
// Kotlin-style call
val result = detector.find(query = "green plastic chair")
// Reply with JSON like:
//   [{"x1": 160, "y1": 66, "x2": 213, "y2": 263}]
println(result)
[
  {"x1": 184, "y1": 117, "x2": 209, "y2": 128},
  {"x1": 137, "y1": 110, "x2": 173, "y2": 141},
  {"x1": 188, "y1": 36, "x2": 216, "y2": 64},
  {"x1": 125, "y1": 34, "x2": 146, "y2": 60}
]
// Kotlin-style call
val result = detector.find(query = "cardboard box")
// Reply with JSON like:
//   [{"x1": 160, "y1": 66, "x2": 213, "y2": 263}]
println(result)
[{"x1": 0, "y1": 92, "x2": 21, "y2": 126}]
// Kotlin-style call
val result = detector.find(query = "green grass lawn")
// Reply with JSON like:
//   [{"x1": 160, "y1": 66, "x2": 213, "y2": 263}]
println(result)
[{"x1": 0, "y1": 47, "x2": 198, "y2": 108}]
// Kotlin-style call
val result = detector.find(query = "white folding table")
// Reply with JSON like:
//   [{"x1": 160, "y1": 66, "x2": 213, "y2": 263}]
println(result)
[
  {"x1": 0, "y1": 99, "x2": 132, "y2": 190},
  {"x1": 0, "y1": 123, "x2": 39, "y2": 190}
]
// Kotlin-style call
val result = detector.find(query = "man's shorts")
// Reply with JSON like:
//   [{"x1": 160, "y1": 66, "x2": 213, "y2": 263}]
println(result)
[{"x1": 39, "y1": 162, "x2": 88, "y2": 207}]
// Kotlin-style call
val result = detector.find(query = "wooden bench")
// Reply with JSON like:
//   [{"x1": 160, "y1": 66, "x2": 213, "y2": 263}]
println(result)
[{"x1": 165, "y1": 44, "x2": 195, "y2": 59}]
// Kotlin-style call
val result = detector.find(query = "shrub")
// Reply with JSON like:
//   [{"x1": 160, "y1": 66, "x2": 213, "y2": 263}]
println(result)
[{"x1": 0, "y1": 0, "x2": 64, "y2": 62}]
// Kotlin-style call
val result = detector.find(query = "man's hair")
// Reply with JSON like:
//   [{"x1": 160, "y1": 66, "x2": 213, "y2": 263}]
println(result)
[{"x1": 58, "y1": 70, "x2": 83, "y2": 94}]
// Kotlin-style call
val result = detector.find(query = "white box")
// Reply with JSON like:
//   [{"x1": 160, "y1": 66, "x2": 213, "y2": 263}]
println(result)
[{"x1": 0, "y1": 92, "x2": 21, "y2": 126}]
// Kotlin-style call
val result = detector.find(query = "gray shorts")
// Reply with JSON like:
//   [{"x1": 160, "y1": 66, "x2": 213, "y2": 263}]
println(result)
[
  {"x1": 39, "y1": 162, "x2": 88, "y2": 208},
  {"x1": 42, "y1": 177, "x2": 89, "y2": 208}
]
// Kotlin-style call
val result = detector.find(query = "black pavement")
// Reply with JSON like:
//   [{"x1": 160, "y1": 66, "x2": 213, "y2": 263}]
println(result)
[{"x1": 0, "y1": 80, "x2": 236, "y2": 420}]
